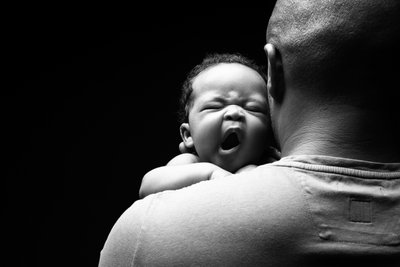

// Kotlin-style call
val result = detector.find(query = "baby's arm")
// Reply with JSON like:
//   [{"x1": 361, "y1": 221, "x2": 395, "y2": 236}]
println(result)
[
  {"x1": 139, "y1": 153, "x2": 231, "y2": 198},
  {"x1": 165, "y1": 153, "x2": 200, "y2": 166}
]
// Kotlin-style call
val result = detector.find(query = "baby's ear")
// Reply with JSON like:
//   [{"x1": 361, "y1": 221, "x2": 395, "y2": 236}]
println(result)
[{"x1": 179, "y1": 123, "x2": 194, "y2": 149}]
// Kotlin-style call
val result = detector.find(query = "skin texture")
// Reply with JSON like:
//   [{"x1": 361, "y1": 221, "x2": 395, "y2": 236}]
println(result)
[
  {"x1": 266, "y1": 0, "x2": 400, "y2": 97},
  {"x1": 265, "y1": 0, "x2": 400, "y2": 163}
]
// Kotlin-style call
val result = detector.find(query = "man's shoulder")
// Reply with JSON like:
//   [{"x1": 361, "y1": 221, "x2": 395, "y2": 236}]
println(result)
[
  {"x1": 100, "y1": 164, "x2": 314, "y2": 266},
  {"x1": 123, "y1": 164, "x2": 312, "y2": 265},
  {"x1": 134, "y1": 163, "x2": 306, "y2": 217}
]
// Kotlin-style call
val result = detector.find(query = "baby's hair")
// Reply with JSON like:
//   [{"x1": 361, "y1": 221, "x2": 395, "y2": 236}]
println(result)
[{"x1": 178, "y1": 53, "x2": 268, "y2": 124}]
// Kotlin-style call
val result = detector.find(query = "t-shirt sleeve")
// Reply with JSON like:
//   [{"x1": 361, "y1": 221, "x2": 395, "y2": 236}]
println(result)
[{"x1": 98, "y1": 195, "x2": 155, "y2": 267}]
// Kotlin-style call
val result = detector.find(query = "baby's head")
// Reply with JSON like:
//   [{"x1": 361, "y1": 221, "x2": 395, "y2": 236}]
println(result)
[{"x1": 178, "y1": 53, "x2": 273, "y2": 172}]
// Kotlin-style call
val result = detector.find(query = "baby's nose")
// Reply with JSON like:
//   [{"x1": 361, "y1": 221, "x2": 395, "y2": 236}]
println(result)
[{"x1": 223, "y1": 105, "x2": 244, "y2": 121}]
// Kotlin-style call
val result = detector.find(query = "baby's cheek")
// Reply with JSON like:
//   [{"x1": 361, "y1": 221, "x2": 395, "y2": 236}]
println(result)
[
  {"x1": 248, "y1": 127, "x2": 270, "y2": 161},
  {"x1": 194, "y1": 135, "x2": 219, "y2": 162}
]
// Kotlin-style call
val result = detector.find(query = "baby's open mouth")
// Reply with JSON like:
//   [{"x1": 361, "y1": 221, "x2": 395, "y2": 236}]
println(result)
[{"x1": 221, "y1": 132, "x2": 241, "y2": 150}]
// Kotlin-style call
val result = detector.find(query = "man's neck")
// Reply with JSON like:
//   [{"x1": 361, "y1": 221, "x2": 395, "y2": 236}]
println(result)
[{"x1": 279, "y1": 104, "x2": 400, "y2": 163}]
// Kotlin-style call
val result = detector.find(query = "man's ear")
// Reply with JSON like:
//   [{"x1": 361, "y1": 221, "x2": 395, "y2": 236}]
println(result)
[
  {"x1": 264, "y1": 43, "x2": 284, "y2": 103},
  {"x1": 179, "y1": 123, "x2": 194, "y2": 149}
]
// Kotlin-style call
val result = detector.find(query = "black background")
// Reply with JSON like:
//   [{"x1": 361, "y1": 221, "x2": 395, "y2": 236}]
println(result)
[{"x1": 5, "y1": 3, "x2": 276, "y2": 267}]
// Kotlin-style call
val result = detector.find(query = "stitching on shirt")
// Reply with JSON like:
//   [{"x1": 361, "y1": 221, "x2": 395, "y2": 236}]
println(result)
[
  {"x1": 131, "y1": 194, "x2": 158, "y2": 267},
  {"x1": 274, "y1": 163, "x2": 400, "y2": 246},
  {"x1": 293, "y1": 170, "x2": 323, "y2": 241},
  {"x1": 273, "y1": 161, "x2": 400, "y2": 179},
  {"x1": 293, "y1": 173, "x2": 399, "y2": 246}
]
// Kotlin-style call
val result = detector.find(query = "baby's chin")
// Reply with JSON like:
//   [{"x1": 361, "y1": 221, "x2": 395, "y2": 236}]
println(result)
[
  {"x1": 216, "y1": 160, "x2": 247, "y2": 174},
  {"x1": 200, "y1": 151, "x2": 253, "y2": 173}
]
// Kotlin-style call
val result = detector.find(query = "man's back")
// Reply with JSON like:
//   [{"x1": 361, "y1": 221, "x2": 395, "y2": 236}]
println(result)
[{"x1": 99, "y1": 155, "x2": 400, "y2": 266}]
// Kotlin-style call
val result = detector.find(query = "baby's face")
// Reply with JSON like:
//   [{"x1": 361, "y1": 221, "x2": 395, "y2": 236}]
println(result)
[{"x1": 187, "y1": 63, "x2": 270, "y2": 172}]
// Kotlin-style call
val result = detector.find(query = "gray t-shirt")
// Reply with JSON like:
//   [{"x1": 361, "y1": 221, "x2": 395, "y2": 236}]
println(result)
[{"x1": 99, "y1": 155, "x2": 400, "y2": 266}]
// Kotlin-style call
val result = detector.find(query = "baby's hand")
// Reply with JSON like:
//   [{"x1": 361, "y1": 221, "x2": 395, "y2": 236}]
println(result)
[
  {"x1": 210, "y1": 164, "x2": 258, "y2": 180},
  {"x1": 235, "y1": 164, "x2": 258, "y2": 174},
  {"x1": 209, "y1": 167, "x2": 232, "y2": 180}
]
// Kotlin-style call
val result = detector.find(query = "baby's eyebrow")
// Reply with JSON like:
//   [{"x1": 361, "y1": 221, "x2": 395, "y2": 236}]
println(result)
[
  {"x1": 198, "y1": 95, "x2": 227, "y2": 103},
  {"x1": 245, "y1": 95, "x2": 268, "y2": 103},
  {"x1": 208, "y1": 96, "x2": 226, "y2": 102},
  {"x1": 198, "y1": 90, "x2": 268, "y2": 104},
  {"x1": 200, "y1": 95, "x2": 268, "y2": 105}
]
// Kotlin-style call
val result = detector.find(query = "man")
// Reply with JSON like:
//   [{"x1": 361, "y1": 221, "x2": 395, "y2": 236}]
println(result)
[{"x1": 99, "y1": 0, "x2": 400, "y2": 266}]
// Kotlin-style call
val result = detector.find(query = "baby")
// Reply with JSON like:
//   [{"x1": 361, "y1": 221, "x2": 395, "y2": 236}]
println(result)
[{"x1": 139, "y1": 53, "x2": 279, "y2": 198}]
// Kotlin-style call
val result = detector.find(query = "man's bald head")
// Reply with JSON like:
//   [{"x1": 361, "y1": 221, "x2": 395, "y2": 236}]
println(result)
[{"x1": 267, "y1": 0, "x2": 400, "y2": 106}]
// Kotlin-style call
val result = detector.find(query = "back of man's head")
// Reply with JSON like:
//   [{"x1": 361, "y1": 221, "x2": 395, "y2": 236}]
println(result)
[{"x1": 267, "y1": 0, "x2": 400, "y2": 108}]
